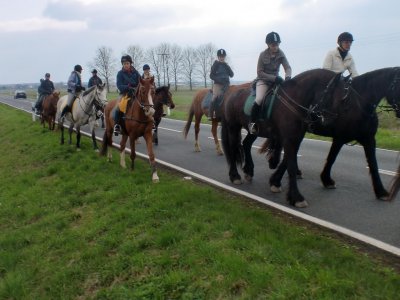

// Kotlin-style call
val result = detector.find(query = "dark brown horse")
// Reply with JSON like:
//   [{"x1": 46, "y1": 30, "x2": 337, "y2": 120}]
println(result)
[
  {"x1": 261, "y1": 67, "x2": 400, "y2": 201},
  {"x1": 40, "y1": 91, "x2": 60, "y2": 130},
  {"x1": 221, "y1": 69, "x2": 345, "y2": 208},
  {"x1": 153, "y1": 84, "x2": 175, "y2": 145},
  {"x1": 183, "y1": 86, "x2": 237, "y2": 155},
  {"x1": 100, "y1": 77, "x2": 159, "y2": 182}
]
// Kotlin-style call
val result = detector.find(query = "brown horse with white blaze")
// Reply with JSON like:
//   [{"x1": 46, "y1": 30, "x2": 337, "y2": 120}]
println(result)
[{"x1": 100, "y1": 77, "x2": 159, "y2": 182}]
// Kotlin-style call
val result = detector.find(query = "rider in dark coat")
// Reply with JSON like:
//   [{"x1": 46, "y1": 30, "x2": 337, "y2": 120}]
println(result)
[
  {"x1": 34, "y1": 73, "x2": 55, "y2": 113},
  {"x1": 113, "y1": 55, "x2": 141, "y2": 135},
  {"x1": 88, "y1": 69, "x2": 103, "y2": 87}
]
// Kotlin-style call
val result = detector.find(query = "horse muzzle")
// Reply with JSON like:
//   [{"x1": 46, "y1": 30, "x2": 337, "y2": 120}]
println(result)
[{"x1": 144, "y1": 106, "x2": 155, "y2": 117}]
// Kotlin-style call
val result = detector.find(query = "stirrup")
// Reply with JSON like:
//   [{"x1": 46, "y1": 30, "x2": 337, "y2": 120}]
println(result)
[
  {"x1": 249, "y1": 122, "x2": 258, "y2": 135},
  {"x1": 113, "y1": 124, "x2": 121, "y2": 136}
]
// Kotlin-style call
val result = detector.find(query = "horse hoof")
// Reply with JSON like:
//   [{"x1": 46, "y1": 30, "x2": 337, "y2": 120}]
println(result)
[
  {"x1": 244, "y1": 174, "x2": 252, "y2": 182},
  {"x1": 270, "y1": 185, "x2": 282, "y2": 193},
  {"x1": 217, "y1": 150, "x2": 224, "y2": 156},
  {"x1": 323, "y1": 184, "x2": 336, "y2": 189},
  {"x1": 295, "y1": 200, "x2": 308, "y2": 208},
  {"x1": 94, "y1": 149, "x2": 100, "y2": 153},
  {"x1": 232, "y1": 178, "x2": 243, "y2": 185},
  {"x1": 195, "y1": 147, "x2": 201, "y2": 152},
  {"x1": 378, "y1": 195, "x2": 390, "y2": 201},
  {"x1": 76, "y1": 148, "x2": 81, "y2": 152}
]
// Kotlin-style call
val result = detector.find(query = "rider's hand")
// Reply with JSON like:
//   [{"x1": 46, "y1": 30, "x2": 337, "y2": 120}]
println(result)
[
  {"x1": 81, "y1": 86, "x2": 86, "y2": 91},
  {"x1": 275, "y1": 76, "x2": 284, "y2": 84},
  {"x1": 75, "y1": 85, "x2": 82, "y2": 92},
  {"x1": 285, "y1": 76, "x2": 291, "y2": 81}
]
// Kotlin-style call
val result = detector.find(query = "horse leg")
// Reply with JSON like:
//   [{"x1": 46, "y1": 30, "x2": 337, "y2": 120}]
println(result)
[
  {"x1": 269, "y1": 157, "x2": 287, "y2": 193},
  {"x1": 221, "y1": 121, "x2": 242, "y2": 184},
  {"x1": 242, "y1": 133, "x2": 257, "y2": 181},
  {"x1": 60, "y1": 123, "x2": 65, "y2": 145},
  {"x1": 194, "y1": 115, "x2": 201, "y2": 152},
  {"x1": 76, "y1": 126, "x2": 81, "y2": 151},
  {"x1": 212, "y1": 119, "x2": 223, "y2": 155},
  {"x1": 320, "y1": 139, "x2": 344, "y2": 189},
  {"x1": 284, "y1": 140, "x2": 307, "y2": 208},
  {"x1": 153, "y1": 126, "x2": 159, "y2": 145},
  {"x1": 91, "y1": 129, "x2": 98, "y2": 151},
  {"x1": 68, "y1": 124, "x2": 74, "y2": 145},
  {"x1": 120, "y1": 135, "x2": 128, "y2": 169},
  {"x1": 128, "y1": 135, "x2": 137, "y2": 171},
  {"x1": 362, "y1": 138, "x2": 389, "y2": 200},
  {"x1": 145, "y1": 132, "x2": 159, "y2": 183}
]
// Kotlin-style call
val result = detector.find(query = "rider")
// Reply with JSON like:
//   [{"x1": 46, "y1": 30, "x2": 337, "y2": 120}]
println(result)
[
  {"x1": 209, "y1": 49, "x2": 234, "y2": 120},
  {"x1": 88, "y1": 69, "x2": 103, "y2": 87},
  {"x1": 113, "y1": 55, "x2": 141, "y2": 136},
  {"x1": 142, "y1": 64, "x2": 153, "y2": 79},
  {"x1": 60, "y1": 64, "x2": 85, "y2": 121},
  {"x1": 323, "y1": 32, "x2": 358, "y2": 77},
  {"x1": 249, "y1": 32, "x2": 292, "y2": 134},
  {"x1": 34, "y1": 73, "x2": 55, "y2": 113}
]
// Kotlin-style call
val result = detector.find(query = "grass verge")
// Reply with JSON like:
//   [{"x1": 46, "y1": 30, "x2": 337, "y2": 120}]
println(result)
[{"x1": 1, "y1": 104, "x2": 400, "y2": 299}]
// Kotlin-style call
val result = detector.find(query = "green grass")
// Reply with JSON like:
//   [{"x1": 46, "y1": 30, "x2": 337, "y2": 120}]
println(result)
[{"x1": 1, "y1": 105, "x2": 400, "y2": 299}]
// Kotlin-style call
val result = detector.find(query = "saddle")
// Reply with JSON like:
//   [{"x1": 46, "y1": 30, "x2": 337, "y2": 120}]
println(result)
[{"x1": 244, "y1": 85, "x2": 279, "y2": 120}]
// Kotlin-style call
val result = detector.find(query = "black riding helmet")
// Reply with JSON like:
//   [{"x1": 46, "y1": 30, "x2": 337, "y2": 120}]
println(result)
[
  {"x1": 266, "y1": 32, "x2": 281, "y2": 44},
  {"x1": 337, "y1": 32, "x2": 354, "y2": 43},
  {"x1": 74, "y1": 64, "x2": 83, "y2": 72},
  {"x1": 143, "y1": 64, "x2": 150, "y2": 70},
  {"x1": 217, "y1": 49, "x2": 227, "y2": 57},
  {"x1": 91, "y1": 69, "x2": 97, "y2": 74},
  {"x1": 45, "y1": 73, "x2": 50, "y2": 78},
  {"x1": 121, "y1": 55, "x2": 133, "y2": 64}
]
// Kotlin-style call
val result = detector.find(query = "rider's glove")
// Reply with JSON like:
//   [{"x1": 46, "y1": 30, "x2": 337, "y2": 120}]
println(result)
[{"x1": 275, "y1": 76, "x2": 284, "y2": 85}]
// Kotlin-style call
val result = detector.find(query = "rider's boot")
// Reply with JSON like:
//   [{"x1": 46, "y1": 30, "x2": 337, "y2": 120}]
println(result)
[
  {"x1": 249, "y1": 102, "x2": 261, "y2": 134},
  {"x1": 113, "y1": 109, "x2": 124, "y2": 136},
  {"x1": 60, "y1": 105, "x2": 70, "y2": 122}
]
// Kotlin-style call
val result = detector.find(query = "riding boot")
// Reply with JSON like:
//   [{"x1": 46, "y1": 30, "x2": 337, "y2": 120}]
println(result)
[
  {"x1": 60, "y1": 105, "x2": 70, "y2": 122},
  {"x1": 249, "y1": 102, "x2": 261, "y2": 134},
  {"x1": 113, "y1": 109, "x2": 124, "y2": 136}
]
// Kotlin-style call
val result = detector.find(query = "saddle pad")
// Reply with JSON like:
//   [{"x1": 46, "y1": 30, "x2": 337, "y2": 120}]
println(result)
[
  {"x1": 244, "y1": 93, "x2": 277, "y2": 120},
  {"x1": 201, "y1": 90, "x2": 213, "y2": 110}
]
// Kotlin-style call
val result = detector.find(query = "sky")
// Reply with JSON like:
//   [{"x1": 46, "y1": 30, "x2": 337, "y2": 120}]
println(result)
[{"x1": 1, "y1": 0, "x2": 400, "y2": 85}]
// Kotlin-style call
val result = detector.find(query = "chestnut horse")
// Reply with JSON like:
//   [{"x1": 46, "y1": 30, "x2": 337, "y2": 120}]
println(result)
[
  {"x1": 183, "y1": 87, "x2": 232, "y2": 155},
  {"x1": 261, "y1": 67, "x2": 400, "y2": 201},
  {"x1": 40, "y1": 91, "x2": 60, "y2": 130},
  {"x1": 100, "y1": 77, "x2": 159, "y2": 182},
  {"x1": 221, "y1": 69, "x2": 345, "y2": 208},
  {"x1": 153, "y1": 84, "x2": 175, "y2": 145}
]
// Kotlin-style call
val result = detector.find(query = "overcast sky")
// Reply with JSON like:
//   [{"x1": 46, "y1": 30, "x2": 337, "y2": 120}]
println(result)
[{"x1": 1, "y1": 0, "x2": 400, "y2": 85}]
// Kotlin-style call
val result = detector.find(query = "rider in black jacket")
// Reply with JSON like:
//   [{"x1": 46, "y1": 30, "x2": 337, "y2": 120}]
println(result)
[{"x1": 34, "y1": 73, "x2": 55, "y2": 113}]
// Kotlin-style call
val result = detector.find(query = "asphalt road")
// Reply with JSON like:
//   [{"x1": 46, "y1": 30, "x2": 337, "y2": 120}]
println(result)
[{"x1": 2, "y1": 95, "x2": 400, "y2": 255}]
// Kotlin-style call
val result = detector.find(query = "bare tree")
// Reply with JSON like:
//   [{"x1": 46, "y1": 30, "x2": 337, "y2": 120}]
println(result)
[
  {"x1": 168, "y1": 44, "x2": 183, "y2": 91},
  {"x1": 196, "y1": 43, "x2": 217, "y2": 88},
  {"x1": 181, "y1": 46, "x2": 198, "y2": 90},
  {"x1": 126, "y1": 45, "x2": 145, "y2": 71},
  {"x1": 89, "y1": 46, "x2": 117, "y2": 93},
  {"x1": 145, "y1": 47, "x2": 163, "y2": 87}
]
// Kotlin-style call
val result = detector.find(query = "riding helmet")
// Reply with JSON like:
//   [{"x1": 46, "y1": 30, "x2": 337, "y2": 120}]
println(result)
[
  {"x1": 45, "y1": 73, "x2": 50, "y2": 78},
  {"x1": 265, "y1": 32, "x2": 281, "y2": 44},
  {"x1": 143, "y1": 64, "x2": 150, "y2": 70},
  {"x1": 337, "y1": 32, "x2": 354, "y2": 43},
  {"x1": 91, "y1": 69, "x2": 97, "y2": 74},
  {"x1": 121, "y1": 55, "x2": 133, "y2": 64},
  {"x1": 74, "y1": 64, "x2": 83, "y2": 72},
  {"x1": 217, "y1": 49, "x2": 227, "y2": 57}
]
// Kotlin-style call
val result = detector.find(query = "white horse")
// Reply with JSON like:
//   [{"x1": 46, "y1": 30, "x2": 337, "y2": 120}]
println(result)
[{"x1": 57, "y1": 84, "x2": 107, "y2": 151}]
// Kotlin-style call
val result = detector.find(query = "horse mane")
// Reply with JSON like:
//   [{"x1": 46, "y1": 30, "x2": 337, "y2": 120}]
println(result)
[
  {"x1": 156, "y1": 85, "x2": 168, "y2": 94},
  {"x1": 82, "y1": 85, "x2": 96, "y2": 96}
]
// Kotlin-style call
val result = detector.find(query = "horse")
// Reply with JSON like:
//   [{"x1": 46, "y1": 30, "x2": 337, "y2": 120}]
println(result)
[
  {"x1": 152, "y1": 84, "x2": 175, "y2": 145},
  {"x1": 40, "y1": 91, "x2": 60, "y2": 130},
  {"x1": 183, "y1": 87, "x2": 233, "y2": 155},
  {"x1": 221, "y1": 69, "x2": 345, "y2": 208},
  {"x1": 56, "y1": 84, "x2": 107, "y2": 151},
  {"x1": 260, "y1": 67, "x2": 400, "y2": 201},
  {"x1": 100, "y1": 77, "x2": 159, "y2": 183}
]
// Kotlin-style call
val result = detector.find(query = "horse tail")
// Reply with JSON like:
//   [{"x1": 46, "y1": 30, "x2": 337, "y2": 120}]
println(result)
[
  {"x1": 389, "y1": 164, "x2": 400, "y2": 201},
  {"x1": 100, "y1": 130, "x2": 108, "y2": 156},
  {"x1": 183, "y1": 102, "x2": 195, "y2": 139}
]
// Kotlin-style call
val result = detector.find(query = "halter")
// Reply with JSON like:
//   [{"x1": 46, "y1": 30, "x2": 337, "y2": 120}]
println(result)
[
  {"x1": 78, "y1": 86, "x2": 105, "y2": 117},
  {"x1": 123, "y1": 82, "x2": 155, "y2": 124}
]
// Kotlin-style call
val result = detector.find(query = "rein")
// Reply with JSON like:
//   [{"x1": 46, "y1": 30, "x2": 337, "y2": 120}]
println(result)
[{"x1": 124, "y1": 84, "x2": 154, "y2": 124}]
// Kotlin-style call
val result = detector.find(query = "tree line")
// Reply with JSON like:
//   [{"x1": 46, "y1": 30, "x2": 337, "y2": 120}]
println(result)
[{"x1": 88, "y1": 43, "x2": 219, "y2": 92}]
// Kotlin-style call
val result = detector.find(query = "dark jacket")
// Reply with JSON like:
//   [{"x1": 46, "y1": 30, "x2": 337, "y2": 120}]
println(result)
[
  {"x1": 88, "y1": 75, "x2": 103, "y2": 87},
  {"x1": 38, "y1": 79, "x2": 55, "y2": 95},
  {"x1": 116, "y1": 67, "x2": 141, "y2": 95},
  {"x1": 210, "y1": 60, "x2": 234, "y2": 85}
]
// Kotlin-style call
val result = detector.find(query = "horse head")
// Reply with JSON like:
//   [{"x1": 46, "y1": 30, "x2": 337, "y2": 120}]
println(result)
[
  {"x1": 385, "y1": 67, "x2": 400, "y2": 118},
  {"x1": 135, "y1": 77, "x2": 156, "y2": 117},
  {"x1": 155, "y1": 84, "x2": 175, "y2": 109},
  {"x1": 52, "y1": 90, "x2": 60, "y2": 99}
]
